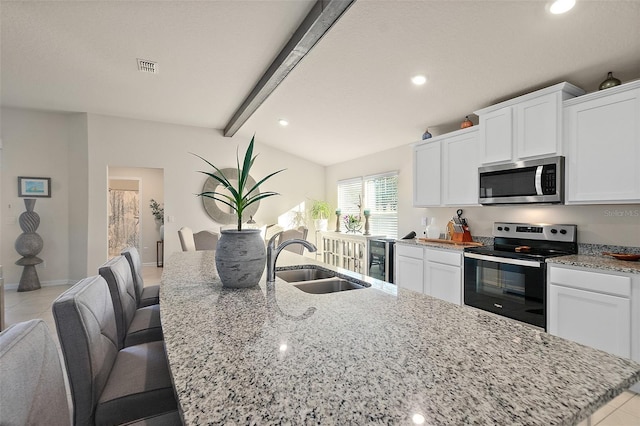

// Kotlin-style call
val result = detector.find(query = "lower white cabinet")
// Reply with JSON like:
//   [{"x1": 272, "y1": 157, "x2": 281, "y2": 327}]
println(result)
[
  {"x1": 395, "y1": 244, "x2": 462, "y2": 305},
  {"x1": 548, "y1": 265, "x2": 633, "y2": 359},
  {"x1": 395, "y1": 244, "x2": 424, "y2": 293},
  {"x1": 425, "y1": 249, "x2": 462, "y2": 305}
]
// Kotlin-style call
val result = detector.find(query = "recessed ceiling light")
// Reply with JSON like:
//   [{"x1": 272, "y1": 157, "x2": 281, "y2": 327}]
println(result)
[
  {"x1": 411, "y1": 75, "x2": 427, "y2": 86},
  {"x1": 278, "y1": 119, "x2": 289, "y2": 126},
  {"x1": 549, "y1": 0, "x2": 575, "y2": 14}
]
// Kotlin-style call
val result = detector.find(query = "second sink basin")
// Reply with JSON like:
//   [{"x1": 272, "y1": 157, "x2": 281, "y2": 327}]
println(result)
[
  {"x1": 276, "y1": 267, "x2": 336, "y2": 283},
  {"x1": 293, "y1": 278, "x2": 365, "y2": 294}
]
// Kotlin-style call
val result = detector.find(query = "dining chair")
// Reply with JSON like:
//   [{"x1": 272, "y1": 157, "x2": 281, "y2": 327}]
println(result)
[
  {"x1": 53, "y1": 275, "x2": 177, "y2": 425},
  {"x1": 277, "y1": 227, "x2": 309, "y2": 254},
  {"x1": 121, "y1": 246, "x2": 160, "y2": 307},
  {"x1": 99, "y1": 256, "x2": 163, "y2": 348},
  {"x1": 0, "y1": 319, "x2": 71, "y2": 426},
  {"x1": 178, "y1": 226, "x2": 196, "y2": 251},
  {"x1": 193, "y1": 230, "x2": 219, "y2": 250}
]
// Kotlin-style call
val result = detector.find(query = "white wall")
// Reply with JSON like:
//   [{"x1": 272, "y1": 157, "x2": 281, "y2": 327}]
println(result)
[
  {"x1": 86, "y1": 114, "x2": 325, "y2": 273},
  {"x1": 108, "y1": 167, "x2": 164, "y2": 265},
  {"x1": 1, "y1": 108, "x2": 72, "y2": 285},
  {"x1": 326, "y1": 143, "x2": 640, "y2": 247},
  {"x1": 1, "y1": 108, "x2": 325, "y2": 284}
]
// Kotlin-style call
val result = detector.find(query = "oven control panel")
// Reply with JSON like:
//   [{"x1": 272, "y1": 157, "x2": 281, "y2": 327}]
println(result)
[{"x1": 493, "y1": 222, "x2": 576, "y2": 242}]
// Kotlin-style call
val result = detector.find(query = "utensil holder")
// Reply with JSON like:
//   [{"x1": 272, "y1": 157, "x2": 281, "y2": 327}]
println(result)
[{"x1": 452, "y1": 226, "x2": 473, "y2": 243}]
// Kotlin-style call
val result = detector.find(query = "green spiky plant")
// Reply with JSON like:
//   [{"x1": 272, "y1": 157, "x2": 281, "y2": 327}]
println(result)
[{"x1": 194, "y1": 135, "x2": 284, "y2": 231}]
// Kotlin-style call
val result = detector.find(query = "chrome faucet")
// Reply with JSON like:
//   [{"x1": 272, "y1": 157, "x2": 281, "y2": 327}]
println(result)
[{"x1": 266, "y1": 232, "x2": 317, "y2": 283}]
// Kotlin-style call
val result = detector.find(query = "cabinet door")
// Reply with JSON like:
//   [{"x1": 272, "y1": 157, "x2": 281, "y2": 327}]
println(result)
[
  {"x1": 395, "y1": 255, "x2": 424, "y2": 294},
  {"x1": 549, "y1": 284, "x2": 631, "y2": 358},
  {"x1": 565, "y1": 88, "x2": 640, "y2": 203},
  {"x1": 443, "y1": 130, "x2": 479, "y2": 205},
  {"x1": 516, "y1": 93, "x2": 559, "y2": 159},
  {"x1": 479, "y1": 107, "x2": 512, "y2": 164},
  {"x1": 426, "y1": 261, "x2": 461, "y2": 305},
  {"x1": 413, "y1": 141, "x2": 441, "y2": 206}
]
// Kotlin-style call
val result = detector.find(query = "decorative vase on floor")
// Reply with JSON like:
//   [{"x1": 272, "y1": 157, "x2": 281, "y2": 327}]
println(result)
[
  {"x1": 215, "y1": 229, "x2": 266, "y2": 288},
  {"x1": 15, "y1": 199, "x2": 44, "y2": 292}
]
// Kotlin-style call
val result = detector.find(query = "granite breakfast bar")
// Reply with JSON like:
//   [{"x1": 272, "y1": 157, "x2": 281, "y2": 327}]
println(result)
[{"x1": 160, "y1": 251, "x2": 640, "y2": 425}]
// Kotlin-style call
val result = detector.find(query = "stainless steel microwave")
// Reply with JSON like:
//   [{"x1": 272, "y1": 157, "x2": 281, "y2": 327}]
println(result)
[{"x1": 478, "y1": 156, "x2": 564, "y2": 205}]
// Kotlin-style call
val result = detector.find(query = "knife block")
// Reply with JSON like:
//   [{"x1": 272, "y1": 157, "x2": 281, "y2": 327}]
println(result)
[{"x1": 452, "y1": 226, "x2": 473, "y2": 243}]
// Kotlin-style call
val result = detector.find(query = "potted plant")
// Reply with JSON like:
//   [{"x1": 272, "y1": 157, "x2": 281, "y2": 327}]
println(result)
[
  {"x1": 194, "y1": 135, "x2": 284, "y2": 288},
  {"x1": 310, "y1": 199, "x2": 331, "y2": 232},
  {"x1": 149, "y1": 199, "x2": 164, "y2": 240}
]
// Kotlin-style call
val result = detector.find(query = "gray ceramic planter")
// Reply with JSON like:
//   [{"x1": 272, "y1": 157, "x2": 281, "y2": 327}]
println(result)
[{"x1": 215, "y1": 229, "x2": 266, "y2": 288}]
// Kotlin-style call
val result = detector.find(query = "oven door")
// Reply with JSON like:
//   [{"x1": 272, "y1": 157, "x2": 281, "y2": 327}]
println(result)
[{"x1": 464, "y1": 252, "x2": 546, "y2": 329}]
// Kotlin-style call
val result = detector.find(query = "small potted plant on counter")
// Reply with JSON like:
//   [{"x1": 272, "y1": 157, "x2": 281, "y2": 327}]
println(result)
[
  {"x1": 310, "y1": 199, "x2": 331, "y2": 232},
  {"x1": 194, "y1": 135, "x2": 284, "y2": 288}
]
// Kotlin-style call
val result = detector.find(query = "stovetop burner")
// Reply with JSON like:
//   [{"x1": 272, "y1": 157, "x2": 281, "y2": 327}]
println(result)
[{"x1": 465, "y1": 222, "x2": 578, "y2": 260}]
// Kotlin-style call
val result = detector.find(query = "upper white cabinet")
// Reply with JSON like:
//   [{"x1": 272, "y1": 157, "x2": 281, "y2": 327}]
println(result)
[
  {"x1": 413, "y1": 141, "x2": 441, "y2": 207},
  {"x1": 564, "y1": 80, "x2": 640, "y2": 204},
  {"x1": 414, "y1": 127, "x2": 479, "y2": 207},
  {"x1": 442, "y1": 128, "x2": 479, "y2": 206},
  {"x1": 475, "y1": 82, "x2": 585, "y2": 165}
]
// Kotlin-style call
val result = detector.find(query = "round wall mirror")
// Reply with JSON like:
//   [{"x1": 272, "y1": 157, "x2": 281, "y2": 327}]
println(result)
[{"x1": 201, "y1": 168, "x2": 260, "y2": 224}]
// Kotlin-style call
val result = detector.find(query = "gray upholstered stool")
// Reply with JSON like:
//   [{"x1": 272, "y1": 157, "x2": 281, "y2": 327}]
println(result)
[
  {"x1": 122, "y1": 246, "x2": 160, "y2": 307},
  {"x1": 53, "y1": 275, "x2": 178, "y2": 425},
  {"x1": 99, "y1": 255, "x2": 163, "y2": 348},
  {"x1": 0, "y1": 319, "x2": 71, "y2": 426}
]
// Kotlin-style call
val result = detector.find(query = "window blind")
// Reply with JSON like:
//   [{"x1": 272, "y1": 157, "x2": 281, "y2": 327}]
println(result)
[
  {"x1": 337, "y1": 172, "x2": 398, "y2": 238},
  {"x1": 364, "y1": 173, "x2": 398, "y2": 238}
]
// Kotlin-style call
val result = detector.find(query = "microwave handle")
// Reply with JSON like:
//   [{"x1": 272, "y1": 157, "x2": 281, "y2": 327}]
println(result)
[{"x1": 535, "y1": 165, "x2": 543, "y2": 195}]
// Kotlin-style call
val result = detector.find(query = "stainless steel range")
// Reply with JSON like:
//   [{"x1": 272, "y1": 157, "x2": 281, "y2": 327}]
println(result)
[{"x1": 463, "y1": 222, "x2": 577, "y2": 329}]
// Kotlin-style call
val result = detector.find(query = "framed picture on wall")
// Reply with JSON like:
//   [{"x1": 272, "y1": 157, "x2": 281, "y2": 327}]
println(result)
[{"x1": 18, "y1": 176, "x2": 51, "y2": 198}]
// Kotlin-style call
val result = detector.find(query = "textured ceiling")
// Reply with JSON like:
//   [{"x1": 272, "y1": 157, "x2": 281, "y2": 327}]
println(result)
[{"x1": 2, "y1": 1, "x2": 640, "y2": 166}]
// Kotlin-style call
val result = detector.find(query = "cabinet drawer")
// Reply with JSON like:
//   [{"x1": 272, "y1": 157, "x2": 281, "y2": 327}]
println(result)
[
  {"x1": 425, "y1": 248, "x2": 461, "y2": 266},
  {"x1": 395, "y1": 244, "x2": 424, "y2": 260},
  {"x1": 549, "y1": 267, "x2": 631, "y2": 297}
]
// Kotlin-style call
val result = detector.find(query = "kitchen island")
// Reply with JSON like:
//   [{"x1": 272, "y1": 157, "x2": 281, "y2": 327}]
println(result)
[{"x1": 160, "y1": 251, "x2": 640, "y2": 425}]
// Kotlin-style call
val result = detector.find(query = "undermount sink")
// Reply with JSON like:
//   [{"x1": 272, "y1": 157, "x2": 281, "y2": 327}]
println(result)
[
  {"x1": 293, "y1": 278, "x2": 365, "y2": 294},
  {"x1": 275, "y1": 268, "x2": 336, "y2": 283},
  {"x1": 275, "y1": 266, "x2": 367, "y2": 294}
]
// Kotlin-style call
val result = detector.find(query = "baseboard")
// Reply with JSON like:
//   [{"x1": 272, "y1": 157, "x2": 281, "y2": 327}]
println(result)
[
  {"x1": 142, "y1": 262, "x2": 159, "y2": 267},
  {"x1": 4, "y1": 279, "x2": 73, "y2": 291}
]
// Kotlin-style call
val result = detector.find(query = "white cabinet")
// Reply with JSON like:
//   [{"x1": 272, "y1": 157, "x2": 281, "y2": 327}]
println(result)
[
  {"x1": 475, "y1": 82, "x2": 584, "y2": 165},
  {"x1": 478, "y1": 107, "x2": 513, "y2": 164},
  {"x1": 395, "y1": 244, "x2": 424, "y2": 293},
  {"x1": 564, "y1": 80, "x2": 640, "y2": 204},
  {"x1": 413, "y1": 141, "x2": 441, "y2": 207},
  {"x1": 548, "y1": 265, "x2": 632, "y2": 359},
  {"x1": 395, "y1": 244, "x2": 463, "y2": 305},
  {"x1": 442, "y1": 128, "x2": 480, "y2": 206},
  {"x1": 414, "y1": 127, "x2": 479, "y2": 207},
  {"x1": 425, "y1": 248, "x2": 462, "y2": 305}
]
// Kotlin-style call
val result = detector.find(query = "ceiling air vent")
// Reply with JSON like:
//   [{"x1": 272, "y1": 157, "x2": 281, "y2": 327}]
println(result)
[{"x1": 137, "y1": 59, "x2": 157, "y2": 74}]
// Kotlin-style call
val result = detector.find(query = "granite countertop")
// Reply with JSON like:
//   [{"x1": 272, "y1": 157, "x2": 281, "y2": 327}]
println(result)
[
  {"x1": 548, "y1": 254, "x2": 640, "y2": 275},
  {"x1": 160, "y1": 251, "x2": 640, "y2": 425}
]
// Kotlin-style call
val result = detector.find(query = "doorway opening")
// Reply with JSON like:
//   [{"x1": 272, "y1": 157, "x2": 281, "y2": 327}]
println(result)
[
  {"x1": 108, "y1": 179, "x2": 140, "y2": 258},
  {"x1": 107, "y1": 167, "x2": 164, "y2": 266}
]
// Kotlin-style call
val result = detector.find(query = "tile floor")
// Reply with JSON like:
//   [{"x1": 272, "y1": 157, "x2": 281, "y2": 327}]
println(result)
[{"x1": 2, "y1": 266, "x2": 640, "y2": 425}]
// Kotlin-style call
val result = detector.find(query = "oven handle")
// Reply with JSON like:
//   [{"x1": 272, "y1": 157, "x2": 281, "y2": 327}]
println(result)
[{"x1": 464, "y1": 252, "x2": 542, "y2": 268}]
